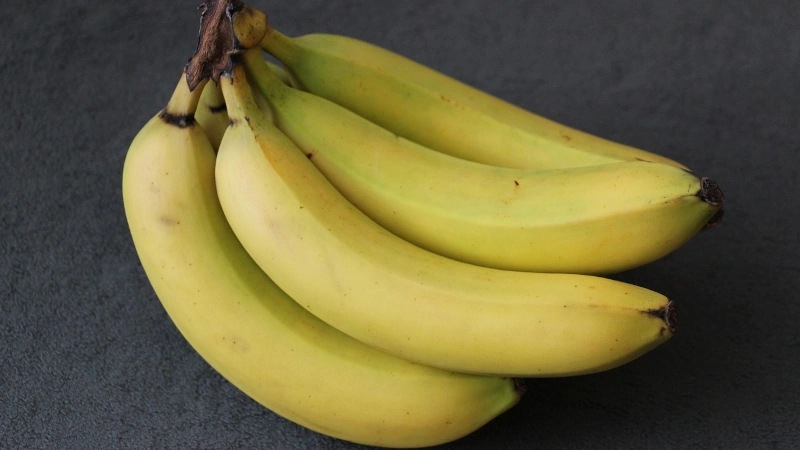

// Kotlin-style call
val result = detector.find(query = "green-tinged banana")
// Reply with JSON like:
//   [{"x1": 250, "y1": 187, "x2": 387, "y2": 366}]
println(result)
[
  {"x1": 243, "y1": 49, "x2": 723, "y2": 274},
  {"x1": 196, "y1": 61, "x2": 289, "y2": 151},
  {"x1": 216, "y1": 63, "x2": 677, "y2": 377},
  {"x1": 258, "y1": 22, "x2": 687, "y2": 170},
  {"x1": 122, "y1": 71, "x2": 522, "y2": 448}
]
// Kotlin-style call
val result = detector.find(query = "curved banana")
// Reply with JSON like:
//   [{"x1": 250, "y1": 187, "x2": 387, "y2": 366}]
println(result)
[
  {"x1": 258, "y1": 23, "x2": 687, "y2": 170},
  {"x1": 122, "y1": 71, "x2": 522, "y2": 448},
  {"x1": 216, "y1": 64, "x2": 677, "y2": 377},
  {"x1": 196, "y1": 61, "x2": 290, "y2": 151},
  {"x1": 243, "y1": 49, "x2": 722, "y2": 274}
]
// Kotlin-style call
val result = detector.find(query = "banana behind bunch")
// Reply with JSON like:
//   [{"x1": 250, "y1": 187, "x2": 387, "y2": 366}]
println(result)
[
  {"x1": 195, "y1": 80, "x2": 229, "y2": 149},
  {"x1": 122, "y1": 70, "x2": 522, "y2": 448},
  {"x1": 242, "y1": 48, "x2": 722, "y2": 274},
  {"x1": 259, "y1": 23, "x2": 687, "y2": 170}
]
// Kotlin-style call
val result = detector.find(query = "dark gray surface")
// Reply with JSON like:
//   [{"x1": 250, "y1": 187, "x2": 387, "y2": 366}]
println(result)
[{"x1": 2, "y1": 1, "x2": 799, "y2": 448}]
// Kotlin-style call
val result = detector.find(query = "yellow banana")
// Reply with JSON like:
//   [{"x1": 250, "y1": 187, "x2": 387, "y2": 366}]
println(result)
[
  {"x1": 215, "y1": 63, "x2": 677, "y2": 377},
  {"x1": 259, "y1": 22, "x2": 687, "y2": 170},
  {"x1": 122, "y1": 71, "x2": 522, "y2": 448},
  {"x1": 242, "y1": 49, "x2": 722, "y2": 274}
]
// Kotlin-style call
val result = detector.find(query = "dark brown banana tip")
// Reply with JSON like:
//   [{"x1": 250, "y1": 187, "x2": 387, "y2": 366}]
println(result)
[
  {"x1": 158, "y1": 110, "x2": 196, "y2": 129},
  {"x1": 664, "y1": 299, "x2": 677, "y2": 334},
  {"x1": 646, "y1": 299, "x2": 677, "y2": 336},
  {"x1": 696, "y1": 177, "x2": 725, "y2": 228},
  {"x1": 698, "y1": 177, "x2": 725, "y2": 207}
]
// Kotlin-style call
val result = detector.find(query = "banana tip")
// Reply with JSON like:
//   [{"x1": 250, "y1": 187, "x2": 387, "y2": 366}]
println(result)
[
  {"x1": 697, "y1": 177, "x2": 724, "y2": 228},
  {"x1": 646, "y1": 300, "x2": 677, "y2": 336},
  {"x1": 698, "y1": 177, "x2": 724, "y2": 207}
]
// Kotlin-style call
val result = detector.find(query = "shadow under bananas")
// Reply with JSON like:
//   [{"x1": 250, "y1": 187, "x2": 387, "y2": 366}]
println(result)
[
  {"x1": 481, "y1": 257, "x2": 789, "y2": 449},
  {"x1": 441, "y1": 361, "x2": 681, "y2": 449},
  {"x1": 433, "y1": 245, "x2": 793, "y2": 449}
]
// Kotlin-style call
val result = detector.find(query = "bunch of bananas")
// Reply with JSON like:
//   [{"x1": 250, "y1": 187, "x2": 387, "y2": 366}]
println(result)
[{"x1": 122, "y1": 2, "x2": 723, "y2": 448}]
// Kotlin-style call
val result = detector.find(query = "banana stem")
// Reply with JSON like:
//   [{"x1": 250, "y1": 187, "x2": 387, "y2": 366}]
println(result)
[
  {"x1": 161, "y1": 71, "x2": 208, "y2": 127},
  {"x1": 242, "y1": 48, "x2": 289, "y2": 98},
  {"x1": 259, "y1": 26, "x2": 299, "y2": 65},
  {"x1": 186, "y1": 0, "x2": 261, "y2": 91},
  {"x1": 219, "y1": 65, "x2": 259, "y2": 126}
]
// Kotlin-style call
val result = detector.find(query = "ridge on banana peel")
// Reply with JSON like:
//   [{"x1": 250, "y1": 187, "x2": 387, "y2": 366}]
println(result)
[
  {"x1": 257, "y1": 17, "x2": 688, "y2": 171},
  {"x1": 241, "y1": 48, "x2": 723, "y2": 274},
  {"x1": 122, "y1": 69, "x2": 522, "y2": 448},
  {"x1": 216, "y1": 60, "x2": 677, "y2": 377}
]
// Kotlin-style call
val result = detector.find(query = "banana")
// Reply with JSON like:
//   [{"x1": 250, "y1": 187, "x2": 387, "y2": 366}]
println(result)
[
  {"x1": 258, "y1": 22, "x2": 688, "y2": 170},
  {"x1": 215, "y1": 62, "x2": 677, "y2": 377},
  {"x1": 242, "y1": 49, "x2": 722, "y2": 274},
  {"x1": 195, "y1": 79, "x2": 229, "y2": 150},
  {"x1": 122, "y1": 70, "x2": 523, "y2": 448},
  {"x1": 196, "y1": 61, "x2": 290, "y2": 151}
]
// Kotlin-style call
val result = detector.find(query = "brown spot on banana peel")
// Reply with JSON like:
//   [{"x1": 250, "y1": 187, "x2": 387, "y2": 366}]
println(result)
[
  {"x1": 644, "y1": 299, "x2": 677, "y2": 336},
  {"x1": 228, "y1": 116, "x2": 248, "y2": 127},
  {"x1": 158, "y1": 110, "x2": 196, "y2": 129},
  {"x1": 159, "y1": 215, "x2": 180, "y2": 226},
  {"x1": 208, "y1": 102, "x2": 227, "y2": 114}
]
